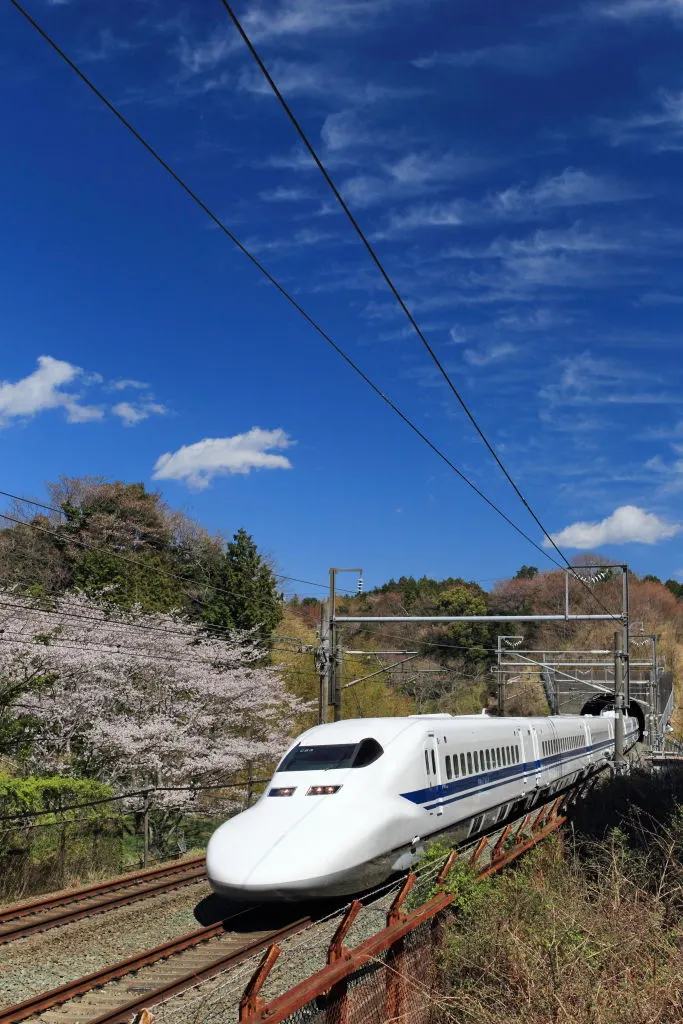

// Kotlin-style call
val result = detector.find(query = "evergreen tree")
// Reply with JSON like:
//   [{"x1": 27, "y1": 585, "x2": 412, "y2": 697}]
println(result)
[{"x1": 202, "y1": 529, "x2": 283, "y2": 634}]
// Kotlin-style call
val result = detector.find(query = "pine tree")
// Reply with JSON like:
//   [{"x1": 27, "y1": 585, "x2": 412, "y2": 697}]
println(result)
[{"x1": 202, "y1": 529, "x2": 283, "y2": 635}]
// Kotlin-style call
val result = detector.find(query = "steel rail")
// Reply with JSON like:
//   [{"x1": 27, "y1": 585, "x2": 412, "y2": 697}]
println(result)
[
  {"x1": 0, "y1": 855, "x2": 205, "y2": 923},
  {"x1": 238, "y1": 802, "x2": 568, "y2": 1024},
  {"x1": 0, "y1": 862, "x2": 207, "y2": 943},
  {"x1": 0, "y1": 916, "x2": 310, "y2": 1024}
]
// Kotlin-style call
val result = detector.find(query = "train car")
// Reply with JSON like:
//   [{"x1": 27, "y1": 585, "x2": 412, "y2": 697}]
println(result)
[{"x1": 206, "y1": 712, "x2": 638, "y2": 901}]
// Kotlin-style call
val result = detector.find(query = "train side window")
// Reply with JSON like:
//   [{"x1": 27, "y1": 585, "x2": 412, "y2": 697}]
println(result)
[
  {"x1": 431, "y1": 750, "x2": 437, "y2": 775},
  {"x1": 473, "y1": 751, "x2": 479, "y2": 772},
  {"x1": 494, "y1": 748, "x2": 499, "y2": 767},
  {"x1": 453, "y1": 754, "x2": 459, "y2": 777},
  {"x1": 480, "y1": 750, "x2": 485, "y2": 770},
  {"x1": 460, "y1": 753, "x2": 466, "y2": 775},
  {"x1": 424, "y1": 751, "x2": 430, "y2": 775},
  {"x1": 485, "y1": 749, "x2": 491, "y2": 770},
  {"x1": 445, "y1": 755, "x2": 452, "y2": 780},
  {"x1": 515, "y1": 745, "x2": 520, "y2": 762},
  {"x1": 466, "y1": 752, "x2": 473, "y2": 774}
]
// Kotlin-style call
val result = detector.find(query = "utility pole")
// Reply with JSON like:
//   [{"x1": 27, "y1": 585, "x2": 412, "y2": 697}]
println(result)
[
  {"x1": 315, "y1": 600, "x2": 329, "y2": 725},
  {"x1": 326, "y1": 568, "x2": 363, "y2": 723},
  {"x1": 613, "y1": 628, "x2": 629, "y2": 771}
]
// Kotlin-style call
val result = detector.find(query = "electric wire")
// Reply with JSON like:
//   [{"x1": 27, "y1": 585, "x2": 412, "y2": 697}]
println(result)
[
  {"x1": 6, "y1": 0, "x2": 566, "y2": 573},
  {"x1": 219, "y1": 1, "x2": 621, "y2": 623},
  {"x1": 0, "y1": 488, "x2": 352, "y2": 595},
  {"x1": 0, "y1": 507, "x2": 328, "y2": 646}
]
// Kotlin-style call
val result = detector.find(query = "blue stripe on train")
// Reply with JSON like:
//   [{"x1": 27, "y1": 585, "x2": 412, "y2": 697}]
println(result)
[{"x1": 400, "y1": 736, "x2": 622, "y2": 810}]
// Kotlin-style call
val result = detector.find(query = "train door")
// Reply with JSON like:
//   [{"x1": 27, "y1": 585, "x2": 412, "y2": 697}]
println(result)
[
  {"x1": 424, "y1": 733, "x2": 443, "y2": 816},
  {"x1": 521, "y1": 727, "x2": 540, "y2": 788}
]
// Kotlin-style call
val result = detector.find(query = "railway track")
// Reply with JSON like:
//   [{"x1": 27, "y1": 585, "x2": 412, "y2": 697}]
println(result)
[
  {"x1": 0, "y1": 858, "x2": 207, "y2": 944},
  {"x1": 0, "y1": 913, "x2": 310, "y2": 1024}
]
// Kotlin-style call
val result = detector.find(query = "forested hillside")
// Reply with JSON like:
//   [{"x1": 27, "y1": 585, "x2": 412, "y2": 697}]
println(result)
[{"x1": 0, "y1": 478, "x2": 681, "y2": 893}]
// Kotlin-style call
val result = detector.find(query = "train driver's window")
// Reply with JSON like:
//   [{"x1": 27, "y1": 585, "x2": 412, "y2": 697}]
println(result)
[
  {"x1": 353, "y1": 738, "x2": 384, "y2": 767},
  {"x1": 424, "y1": 751, "x2": 430, "y2": 774},
  {"x1": 445, "y1": 755, "x2": 452, "y2": 780},
  {"x1": 466, "y1": 752, "x2": 473, "y2": 774},
  {"x1": 485, "y1": 750, "x2": 491, "y2": 770}
]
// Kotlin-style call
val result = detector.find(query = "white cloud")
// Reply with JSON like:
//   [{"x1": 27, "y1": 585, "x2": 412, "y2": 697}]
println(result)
[
  {"x1": 177, "y1": 0, "x2": 411, "y2": 76},
  {"x1": 592, "y1": 0, "x2": 683, "y2": 21},
  {"x1": 413, "y1": 43, "x2": 541, "y2": 71},
  {"x1": 540, "y1": 352, "x2": 680, "y2": 407},
  {"x1": 488, "y1": 168, "x2": 639, "y2": 218},
  {"x1": 376, "y1": 199, "x2": 464, "y2": 236},
  {"x1": 108, "y1": 378, "x2": 149, "y2": 391},
  {"x1": 0, "y1": 355, "x2": 103, "y2": 427},
  {"x1": 238, "y1": 60, "x2": 328, "y2": 97},
  {"x1": 596, "y1": 89, "x2": 683, "y2": 151},
  {"x1": 375, "y1": 171, "x2": 639, "y2": 239},
  {"x1": 463, "y1": 343, "x2": 517, "y2": 366},
  {"x1": 259, "y1": 186, "x2": 312, "y2": 203},
  {"x1": 244, "y1": 227, "x2": 336, "y2": 254},
  {"x1": 112, "y1": 401, "x2": 167, "y2": 427},
  {"x1": 385, "y1": 151, "x2": 489, "y2": 186},
  {"x1": 152, "y1": 428, "x2": 294, "y2": 488},
  {"x1": 546, "y1": 505, "x2": 681, "y2": 548}
]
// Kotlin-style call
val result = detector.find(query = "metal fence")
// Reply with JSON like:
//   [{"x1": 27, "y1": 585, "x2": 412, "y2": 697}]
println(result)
[{"x1": 235, "y1": 798, "x2": 567, "y2": 1024}]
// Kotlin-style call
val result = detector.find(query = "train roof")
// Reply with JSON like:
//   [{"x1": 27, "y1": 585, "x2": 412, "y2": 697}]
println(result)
[{"x1": 297, "y1": 714, "x2": 605, "y2": 746}]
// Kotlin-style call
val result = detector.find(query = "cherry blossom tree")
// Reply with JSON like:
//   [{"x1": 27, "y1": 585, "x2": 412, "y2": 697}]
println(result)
[{"x1": 0, "y1": 591, "x2": 306, "y2": 802}]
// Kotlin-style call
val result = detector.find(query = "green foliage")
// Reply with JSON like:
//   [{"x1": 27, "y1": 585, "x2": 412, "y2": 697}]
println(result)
[
  {"x1": 665, "y1": 578, "x2": 683, "y2": 599},
  {"x1": 200, "y1": 528, "x2": 283, "y2": 634},
  {"x1": 0, "y1": 772, "x2": 115, "y2": 819},
  {"x1": 72, "y1": 549, "x2": 178, "y2": 610},
  {"x1": 0, "y1": 668, "x2": 55, "y2": 760},
  {"x1": 429, "y1": 584, "x2": 493, "y2": 664},
  {"x1": 407, "y1": 839, "x2": 492, "y2": 913},
  {"x1": 0, "y1": 478, "x2": 283, "y2": 634},
  {"x1": 514, "y1": 564, "x2": 539, "y2": 579}
]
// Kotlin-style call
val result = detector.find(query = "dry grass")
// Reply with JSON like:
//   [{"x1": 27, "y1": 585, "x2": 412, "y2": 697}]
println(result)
[{"x1": 437, "y1": 772, "x2": 683, "y2": 1024}]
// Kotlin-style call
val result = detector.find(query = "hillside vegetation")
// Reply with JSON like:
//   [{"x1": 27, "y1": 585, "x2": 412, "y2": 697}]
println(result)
[
  {"x1": 0, "y1": 478, "x2": 681, "y2": 894},
  {"x1": 438, "y1": 768, "x2": 683, "y2": 1024}
]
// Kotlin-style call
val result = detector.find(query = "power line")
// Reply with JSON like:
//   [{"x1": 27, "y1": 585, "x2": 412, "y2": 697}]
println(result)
[
  {"x1": 219, "y1": 2, "x2": 620, "y2": 623},
  {"x1": 7, "y1": 1, "x2": 566, "y2": 573},
  {"x1": 0, "y1": 507, "x2": 339, "y2": 645},
  {"x1": 0, "y1": 625, "x2": 311, "y2": 671},
  {"x1": 0, "y1": 489, "x2": 350, "y2": 595}
]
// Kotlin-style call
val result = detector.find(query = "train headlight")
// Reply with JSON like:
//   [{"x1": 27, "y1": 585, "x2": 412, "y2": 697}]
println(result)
[
  {"x1": 306, "y1": 785, "x2": 342, "y2": 796},
  {"x1": 268, "y1": 787, "x2": 297, "y2": 797}
]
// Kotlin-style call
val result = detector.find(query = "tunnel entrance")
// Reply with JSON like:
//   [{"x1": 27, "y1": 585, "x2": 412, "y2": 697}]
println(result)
[{"x1": 579, "y1": 695, "x2": 645, "y2": 740}]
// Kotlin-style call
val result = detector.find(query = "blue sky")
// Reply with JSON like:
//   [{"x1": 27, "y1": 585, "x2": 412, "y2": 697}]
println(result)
[{"x1": 2, "y1": 0, "x2": 683, "y2": 595}]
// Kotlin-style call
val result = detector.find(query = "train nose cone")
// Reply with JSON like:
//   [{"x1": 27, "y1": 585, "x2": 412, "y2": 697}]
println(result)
[{"x1": 206, "y1": 807, "x2": 362, "y2": 901}]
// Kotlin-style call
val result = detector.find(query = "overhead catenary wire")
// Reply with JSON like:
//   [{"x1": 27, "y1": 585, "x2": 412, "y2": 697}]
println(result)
[
  {"x1": 6, "y1": 1, "x2": 566, "y2": 575},
  {"x1": 219, "y1": 1, "x2": 621, "y2": 624}
]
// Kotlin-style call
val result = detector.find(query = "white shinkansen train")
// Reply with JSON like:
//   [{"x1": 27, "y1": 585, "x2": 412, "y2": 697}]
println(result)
[{"x1": 207, "y1": 712, "x2": 639, "y2": 901}]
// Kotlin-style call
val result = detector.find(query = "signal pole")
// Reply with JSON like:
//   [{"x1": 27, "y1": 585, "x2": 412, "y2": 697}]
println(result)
[{"x1": 325, "y1": 567, "x2": 363, "y2": 723}]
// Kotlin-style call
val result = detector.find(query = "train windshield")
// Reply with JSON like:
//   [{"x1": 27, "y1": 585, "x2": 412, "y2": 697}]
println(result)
[
  {"x1": 278, "y1": 739, "x2": 384, "y2": 772},
  {"x1": 278, "y1": 744, "x2": 357, "y2": 771}
]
